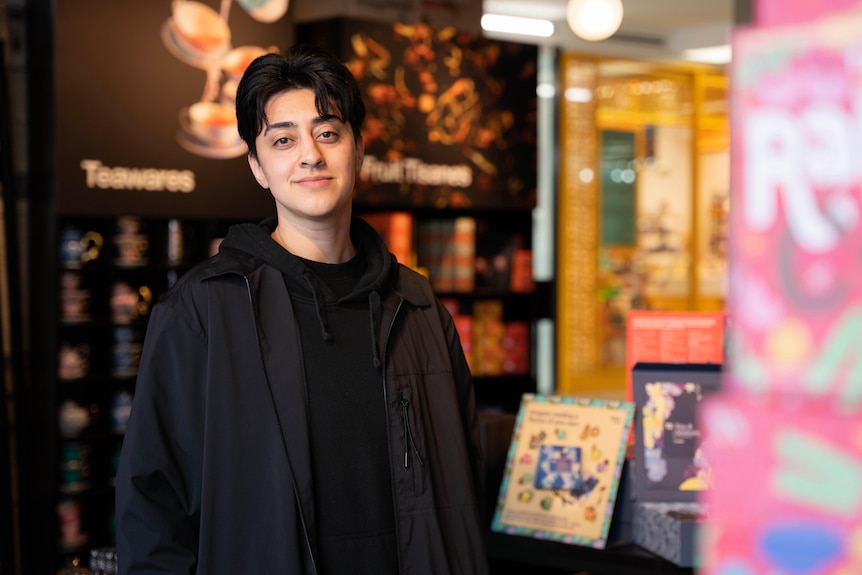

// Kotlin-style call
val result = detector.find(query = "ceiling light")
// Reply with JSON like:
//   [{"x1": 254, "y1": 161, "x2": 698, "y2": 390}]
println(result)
[
  {"x1": 481, "y1": 14, "x2": 555, "y2": 38},
  {"x1": 566, "y1": 0, "x2": 624, "y2": 42},
  {"x1": 682, "y1": 45, "x2": 732, "y2": 65}
]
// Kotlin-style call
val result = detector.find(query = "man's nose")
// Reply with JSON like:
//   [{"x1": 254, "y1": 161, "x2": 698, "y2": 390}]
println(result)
[{"x1": 299, "y1": 137, "x2": 325, "y2": 168}]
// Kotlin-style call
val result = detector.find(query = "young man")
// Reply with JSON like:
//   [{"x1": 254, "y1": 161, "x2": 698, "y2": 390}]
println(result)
[{"x1": 115, "y1": 44, "x2": 489, "y2": 574}]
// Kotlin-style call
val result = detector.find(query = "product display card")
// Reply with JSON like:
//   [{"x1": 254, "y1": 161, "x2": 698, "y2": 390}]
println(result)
[
  {"x1": 631, "y1": 362, "x2": 722, "y2": 502},
  {"x1": 491, "y1": 394, "x2": 634, "y2": 549}
]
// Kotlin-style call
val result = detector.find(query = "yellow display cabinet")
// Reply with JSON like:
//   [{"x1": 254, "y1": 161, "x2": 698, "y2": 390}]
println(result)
[{"x1": 557, "y1": 54, "x2": 729, "y2": 397}]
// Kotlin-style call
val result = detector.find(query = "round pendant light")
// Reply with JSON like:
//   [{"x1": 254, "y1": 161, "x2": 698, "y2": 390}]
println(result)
[{"x1": 566, "y1": 0, "x2": 624, "y2": 42}]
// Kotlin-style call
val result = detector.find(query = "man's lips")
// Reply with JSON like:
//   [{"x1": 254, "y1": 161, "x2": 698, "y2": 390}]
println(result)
[{"x1": 295, "y1": 176, "x2": 333, "y2": 185}]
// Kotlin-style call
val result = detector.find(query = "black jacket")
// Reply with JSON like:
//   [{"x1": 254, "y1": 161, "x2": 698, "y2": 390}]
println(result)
[{"x1": 116, "y1": 217, "x2": 489, "y2": 575}]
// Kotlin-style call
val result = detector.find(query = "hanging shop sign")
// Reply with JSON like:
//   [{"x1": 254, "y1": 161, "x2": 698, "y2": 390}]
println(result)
[
  {"x1": 55, "y1": 0, "x2": 291, "y2": 218},
  {"x1": 298, "y1": 18, "x2": 538, "y2": 210}
]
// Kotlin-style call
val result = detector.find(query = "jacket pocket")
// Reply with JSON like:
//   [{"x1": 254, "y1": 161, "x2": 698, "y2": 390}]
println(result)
[{"x1": 399, "y1": 391, "x2": 426, "y2": 493}]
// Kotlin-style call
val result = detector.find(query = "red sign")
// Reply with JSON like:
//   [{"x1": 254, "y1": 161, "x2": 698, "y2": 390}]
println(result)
[{"x1": 625, "y1": 310, "x2": 725, "y2": 402}]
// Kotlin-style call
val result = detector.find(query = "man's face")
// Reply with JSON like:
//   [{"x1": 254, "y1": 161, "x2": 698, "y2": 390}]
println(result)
[{"x1": 248, "y1": 88, "x2": 364, "y2": 226}]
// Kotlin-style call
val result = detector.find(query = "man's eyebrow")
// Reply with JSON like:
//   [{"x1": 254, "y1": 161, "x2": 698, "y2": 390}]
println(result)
[
  {"x1": 263, "y1": 115, "x2": 344, "y2": 135},
  {"x1": 263, "y1": 120, "x2": 295, "y2": 135}
]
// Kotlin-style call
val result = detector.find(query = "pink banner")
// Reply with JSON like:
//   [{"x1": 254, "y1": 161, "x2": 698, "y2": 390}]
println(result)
[
  {"x1": 703, "y1": 9, "x2": 862, "y2": 573},
  {"x1": 728, "y1": 11, "x2": 862, "y2": 410},
  {"x1": 701, "y1": 395, "x2": 862, "y2": 574},
  {"x1": 756, "y1": 0, "x2": 860, "y2": 27}
]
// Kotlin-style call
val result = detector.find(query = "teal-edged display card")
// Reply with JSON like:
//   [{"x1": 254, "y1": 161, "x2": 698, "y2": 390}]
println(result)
[{"x1": 491, "y1": 394, "x2": 635, "y2": 549}]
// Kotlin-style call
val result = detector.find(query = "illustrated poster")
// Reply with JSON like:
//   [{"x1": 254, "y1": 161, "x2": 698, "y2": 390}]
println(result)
[
  {"x1": 491, "y1": 394, "x2": 634, "y2": 549},
  {"x1": 632, "y1": 363, "x2": 722, "y2": 502}
]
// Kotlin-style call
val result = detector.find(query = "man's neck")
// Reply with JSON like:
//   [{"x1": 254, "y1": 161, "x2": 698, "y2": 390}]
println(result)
[{"x1": 270, "y1": 218, "x2": 355, "y2": 263}]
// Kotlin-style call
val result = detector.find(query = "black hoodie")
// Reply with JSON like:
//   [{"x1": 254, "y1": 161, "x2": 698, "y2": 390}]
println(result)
[{"x1": 221, "y1": 217, "x2": 399, "y2": 575}]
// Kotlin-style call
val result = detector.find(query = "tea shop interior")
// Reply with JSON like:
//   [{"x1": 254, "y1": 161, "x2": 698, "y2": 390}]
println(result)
[{"x1": 4, "y1": 0, "x2": 850, "y2": 574}]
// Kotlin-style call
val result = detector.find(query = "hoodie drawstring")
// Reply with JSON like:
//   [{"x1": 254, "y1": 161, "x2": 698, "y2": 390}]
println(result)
[
  {"x1": 303, "y1": 270, "x2": 333, "y2": 342},
  {"x1": 301, "y1": 268, "x2": 382, "y2": 370},
  {"x1": 369, "y1": 291, "x2": 382, "y2": 370}
]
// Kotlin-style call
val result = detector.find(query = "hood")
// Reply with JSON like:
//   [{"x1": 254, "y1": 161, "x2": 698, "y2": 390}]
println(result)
[
  {"x1": 220, "y1": 216, "x2": 396, "y2": 304},
  {"x1": 220, "y1": 217, "x2": 395, "y2": 362}
]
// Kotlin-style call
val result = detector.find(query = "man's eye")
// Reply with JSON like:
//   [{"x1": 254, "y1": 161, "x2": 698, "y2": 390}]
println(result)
[
  {"x1": 275, "y1": 137, "x2": 291, "y2": 145},
  {"x1": 319, "y1": 131, "x2": 338, "y2": 140}
]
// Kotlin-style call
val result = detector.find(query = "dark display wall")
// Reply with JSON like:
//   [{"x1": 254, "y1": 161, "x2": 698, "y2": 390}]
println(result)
[{"x1": 53, "y1": 215, "x2": 245, "y2": 571}]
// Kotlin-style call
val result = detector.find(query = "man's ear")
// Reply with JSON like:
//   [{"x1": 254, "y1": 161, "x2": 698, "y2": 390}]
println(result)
[
  {"x1": 355, "y1": 137, "x2": 365, "y2": 172},
  {"x1": 248, "y1": 153, "x2": 269, "y2": 189}
]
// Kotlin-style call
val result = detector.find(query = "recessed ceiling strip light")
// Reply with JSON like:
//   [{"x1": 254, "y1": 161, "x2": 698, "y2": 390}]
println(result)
[{"x1": 481, "y1": 14, "x2": 555, "y2": 38}]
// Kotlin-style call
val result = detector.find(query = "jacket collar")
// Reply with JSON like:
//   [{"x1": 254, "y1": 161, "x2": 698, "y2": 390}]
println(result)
[{"x1": 196, "y1": 248, "x2": 435, "y2": 309}]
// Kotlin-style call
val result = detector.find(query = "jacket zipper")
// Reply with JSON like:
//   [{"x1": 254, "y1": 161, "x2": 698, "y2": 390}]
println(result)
[
  {"x1": 400, "y1": 393, "x2": 424, "y2": 469},
  {"x1": 380, "y1": 297, "x2": 405, "y2": 574}
]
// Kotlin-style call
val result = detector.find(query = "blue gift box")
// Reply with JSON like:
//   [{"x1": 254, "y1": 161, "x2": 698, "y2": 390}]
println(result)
[{"x1": 633, "y1": 501, "x2": 705, "y2": 568}]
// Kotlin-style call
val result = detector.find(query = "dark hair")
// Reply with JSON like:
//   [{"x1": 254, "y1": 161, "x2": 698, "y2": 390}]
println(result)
[{"x1": 236, "y1": 44, "x2": 366, "y2": 158}]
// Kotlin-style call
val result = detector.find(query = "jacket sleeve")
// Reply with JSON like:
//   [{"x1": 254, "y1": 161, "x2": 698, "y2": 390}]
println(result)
[
  {"x1": 436, "y1": 298, "x2": 486, "y2": 518},
  {"x1": 115, "y1": 293, "x2": 207, "y2": 575}
]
